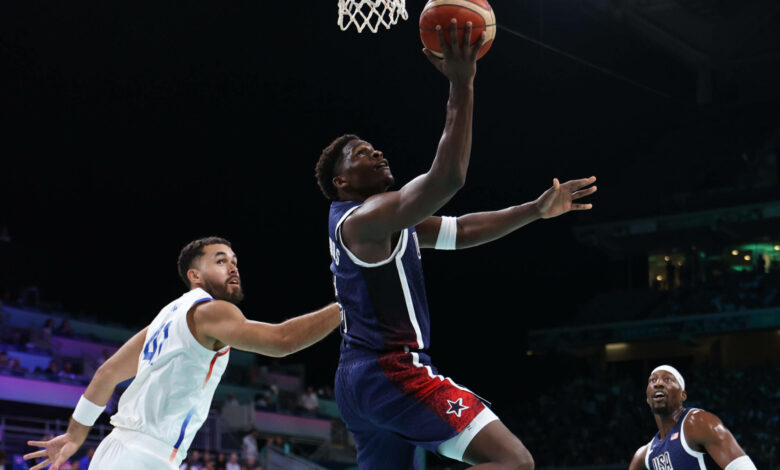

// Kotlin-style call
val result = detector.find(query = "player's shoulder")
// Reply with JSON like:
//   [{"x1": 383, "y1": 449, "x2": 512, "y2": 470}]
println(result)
[
  {"x1": 191, "y1": 299, "x2": 241, "y2": 319},
  {"x1": 629, "y1": 442, "x2": 650, "y2": 470},
  {"x1": 193, "y1": 298, "x2": 237, "y2": 309},
  {"x1": 332, "y1": 200, "x2": 364, "y2": 227},
  {"x1": 683, "y1": 407, "x2": 726, "y2": 443},
  {"x1": 633, "y1": 443, "x2": 649, "y2": 459},
  {"x1": 342, "y1": 194, "x2": 401, "y2": 239},
  {"x1": 349, "y1": 193, "x2": 395, "y2": 218},
  {"x1": 684, "y1": 408, "x2": 722, "y2": 427}
]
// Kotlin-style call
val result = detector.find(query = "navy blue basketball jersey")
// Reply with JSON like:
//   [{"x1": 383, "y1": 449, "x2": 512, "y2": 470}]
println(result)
[
  {"x1": 645, "y1": 408, "x2": 718, "y2": 470},
  {"x1": 328, "y1": 200, "x2": 431, "y2": 353}
]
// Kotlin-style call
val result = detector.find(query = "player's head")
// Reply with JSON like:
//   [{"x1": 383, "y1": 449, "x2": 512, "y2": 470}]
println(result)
[
  {"x1": 645, "y1": 364, "x2": 686, "y2": 416},
  {"x1": 316, "y1": 134, "x2": 394, "y2": 201},
  {"x1": 177, "y1": 236, "x2": 244, "y2": 304}
]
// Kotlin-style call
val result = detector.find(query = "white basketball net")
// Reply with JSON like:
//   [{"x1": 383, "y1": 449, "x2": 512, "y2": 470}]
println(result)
[{"x1": 337, "y1": 0, "x2": 409, "y2": 34}]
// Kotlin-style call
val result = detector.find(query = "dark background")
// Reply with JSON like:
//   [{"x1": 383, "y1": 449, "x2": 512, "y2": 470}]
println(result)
[{"x1": 2, "y1": 0, "x2": 779, "y2": 409}]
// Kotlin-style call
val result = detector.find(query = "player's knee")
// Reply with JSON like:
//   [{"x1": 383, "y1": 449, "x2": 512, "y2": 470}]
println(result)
[
  {"x1": 520, "y1": 451, "x2": 535, "y2": 470},
  {"x1": 507, "y1": 445, "x2": 534, "y2": 470},
  {"x1": 486, "y1": 443, "x2": 534, "y2": 469}
]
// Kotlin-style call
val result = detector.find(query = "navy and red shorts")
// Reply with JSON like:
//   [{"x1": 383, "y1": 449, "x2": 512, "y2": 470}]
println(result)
[{"x1": 335, "y1": 348, "x2": 489, "y2": 469}]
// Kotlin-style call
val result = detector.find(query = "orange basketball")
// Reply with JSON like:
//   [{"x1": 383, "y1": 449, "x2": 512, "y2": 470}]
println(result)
[{"x1": 419, "y1": 0, "x2": 496, "y2": 60}]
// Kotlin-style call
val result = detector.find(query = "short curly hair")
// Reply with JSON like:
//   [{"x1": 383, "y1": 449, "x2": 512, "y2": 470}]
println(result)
[
  {"x1": 315, "y1": 134, "x2": 360, "y2": 200},
  {"x1": 177, "y1": 236, "x2": 232, "y2": 288}
]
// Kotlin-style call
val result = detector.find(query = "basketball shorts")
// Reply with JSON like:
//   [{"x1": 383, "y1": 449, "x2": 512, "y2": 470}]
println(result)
[
  {"x1": 91, "y1": 427, "x2": 182, "y2": 469},
  {"x1": 335, "y1": 349, "x2": 498, "y2": 469}
]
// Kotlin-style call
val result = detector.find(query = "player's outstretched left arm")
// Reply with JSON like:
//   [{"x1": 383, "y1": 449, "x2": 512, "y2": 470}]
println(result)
[
  {"x1": 416, "y1": 176, "x2": 596, "y2": 249},
  {"x1": 193, "y1": 301, "x2": 341, "y2": 357},
  {"x1": 685, "y1": 410, "x2": 756, "y2": 469},
  {"x1": 24, "y1": 326, "x2": 149, "y2": 470}
]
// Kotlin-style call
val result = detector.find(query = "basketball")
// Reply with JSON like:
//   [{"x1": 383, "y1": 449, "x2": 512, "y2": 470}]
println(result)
[{"x1": 419, "y1": 0, "x2": 496, "y2": 60}]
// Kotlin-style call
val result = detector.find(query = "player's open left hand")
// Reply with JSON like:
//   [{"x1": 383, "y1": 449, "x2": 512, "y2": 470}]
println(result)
[
  {"x1": 423, "y1": 19, "x2": 485, "y2": 86},
  {"x1": 24, "y1": 433, "x2": 81, "y2": 470},
  {"x1": 534, "y1": 176, "x2": 597, "y2": 219}
]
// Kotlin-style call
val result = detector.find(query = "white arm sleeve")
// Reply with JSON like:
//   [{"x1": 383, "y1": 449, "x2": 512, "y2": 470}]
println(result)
[
  {"x1": 725, "y1": 456, "x2": 757, "y2": 470},
  {"x1": 434, "y1": 216, "x2": 457, "y2": 250}
]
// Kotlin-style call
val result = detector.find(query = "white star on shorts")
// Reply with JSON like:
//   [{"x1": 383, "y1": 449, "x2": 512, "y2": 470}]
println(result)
[{"x1": 446, "y1": 398, "x2": 469, "y2": 417}]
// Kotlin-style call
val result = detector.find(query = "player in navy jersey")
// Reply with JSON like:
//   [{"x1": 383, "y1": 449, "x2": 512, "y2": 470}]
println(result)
[
  {"x1": 629, "y1": 365, "x2": 756, "y2": 470},
  {"x1": 315, "y1": 20, "x2": 597, "y2": 469}
]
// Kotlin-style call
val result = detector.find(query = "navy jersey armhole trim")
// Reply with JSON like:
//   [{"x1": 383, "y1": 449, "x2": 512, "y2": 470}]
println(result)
[{"x1": 336, "y1": 206, "x2": 408, "y2": 268}]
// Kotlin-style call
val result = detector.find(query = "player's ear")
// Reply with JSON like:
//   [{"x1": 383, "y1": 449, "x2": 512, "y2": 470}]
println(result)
[
  {"x1": 187, "y1": 268, "x2": 201, "y2": 286},
  {"x1": 333, "y1": 175, "x2": 348, "y2": 189},
  {"x1": 681, "y1": 390, "x2": 687, "y2": 402}
]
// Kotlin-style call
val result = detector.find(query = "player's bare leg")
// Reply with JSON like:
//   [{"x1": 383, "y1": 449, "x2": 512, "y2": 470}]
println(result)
[{"x1": 462, "y1": 420, "x2": 534, "y2": 469}]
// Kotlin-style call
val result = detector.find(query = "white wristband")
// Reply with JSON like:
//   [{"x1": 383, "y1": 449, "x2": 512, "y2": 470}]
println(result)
[
  {"x1": 435, "y1": 216, "x2": 457, "y2": 250},
  {"x1": 725, "y1": 456, "x2": 757, "y2": 470},
  {"x1": 72, "y1": 395, "x2": 105, "y2": 426}
]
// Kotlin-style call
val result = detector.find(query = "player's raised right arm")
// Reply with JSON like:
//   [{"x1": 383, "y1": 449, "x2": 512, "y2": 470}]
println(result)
[
  {"x1": 350, "y1": 22, "x2": 485, "y2": 239},
  {"x1": 194, "y1": 300, "x2": 340, "y2": 357}
]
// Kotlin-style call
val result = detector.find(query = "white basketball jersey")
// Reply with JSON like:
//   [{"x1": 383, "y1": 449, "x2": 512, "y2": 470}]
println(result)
[{"x1": 110, "y1": 288, "x2": 231, "y2": 463}]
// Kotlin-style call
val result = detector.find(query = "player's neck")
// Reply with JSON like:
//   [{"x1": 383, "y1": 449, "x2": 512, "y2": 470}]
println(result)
[
  {"x1": 190, "y1": 283, "x2": 211, "y2": 296},
  {"x1": 337, "y1": 188, "x2": 366, "y2": 202},
  {"x1": 337, "y1": 185, "x2": 389, "y2": 202},
  {"x1": 654, "y1": 406, "x2": 685, "y2": 438}
]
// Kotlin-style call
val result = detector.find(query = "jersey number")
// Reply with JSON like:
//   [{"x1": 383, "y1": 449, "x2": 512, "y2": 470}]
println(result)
[
  {"x1": 329, "y1": 237, "x2": 341, "y2": 266},
  {"x1": 143, "y1": 321, "x2": 172, "y2": 365}
]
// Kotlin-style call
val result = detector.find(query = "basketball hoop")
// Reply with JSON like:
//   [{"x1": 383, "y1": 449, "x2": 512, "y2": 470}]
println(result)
[{"x1": 337, "y1": 0, "x2": 409, "y2": 33}]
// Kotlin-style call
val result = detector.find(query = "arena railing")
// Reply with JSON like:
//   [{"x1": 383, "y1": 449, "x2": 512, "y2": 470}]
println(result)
[
  {"x1": 0, "y1": 414, "x2": 111, "y2": 457},
  {"x1": 528, "y1": 306, "x2": 780, "y2": 350}
]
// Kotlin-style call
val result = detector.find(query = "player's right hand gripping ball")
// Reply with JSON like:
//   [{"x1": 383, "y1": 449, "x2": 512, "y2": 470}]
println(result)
[{"x1": 419, "y1": 0, "x2": 496, "y2": 60}]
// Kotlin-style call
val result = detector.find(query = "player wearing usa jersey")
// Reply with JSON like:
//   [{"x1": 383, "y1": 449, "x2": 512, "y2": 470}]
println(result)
[
  {"x1": 629, "y1": 365, "x2": 756, "y2": 470},
  {"x1": 315, "y1": 20, "x2": 597, "y2": 469},
  {"x1": 24, "y1": 237, "x2": 340, "y2": 470}
]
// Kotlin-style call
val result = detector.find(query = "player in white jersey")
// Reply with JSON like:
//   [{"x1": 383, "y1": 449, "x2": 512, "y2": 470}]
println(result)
[{"x1": 23, "y1": 236, "x2": 341, "y2": 470}]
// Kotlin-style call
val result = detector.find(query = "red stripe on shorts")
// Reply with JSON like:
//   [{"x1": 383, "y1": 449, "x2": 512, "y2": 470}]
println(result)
[{"x1": 378, "y1": 352, "x2": 483, "y2": 433}]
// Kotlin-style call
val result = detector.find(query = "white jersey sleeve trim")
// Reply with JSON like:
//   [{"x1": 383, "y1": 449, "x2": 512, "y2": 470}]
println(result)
[
  {"x1": 336, "y1": 205, "x2": 408, "y2": 268},
  {"x1": 396, "y1": 252, "x2": 423, "y2": 349},
  {"x1": 644, "y1": 438, "x2": 654, "y2": 469},
  {"x1": 434, "y1": 216, "x2": 457, "y2": 250},
  {"x1": 680, "y1": 408, "x2": 707, "y2": 470}
]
